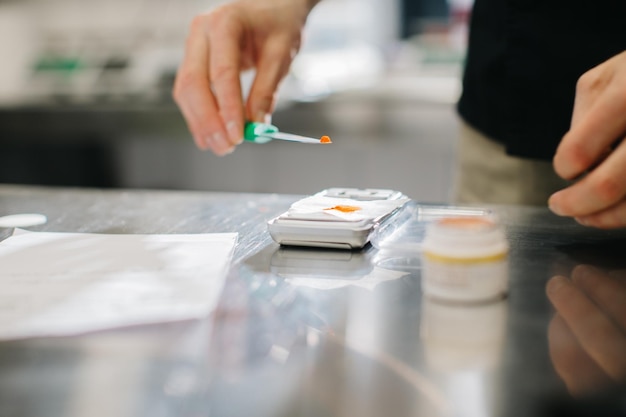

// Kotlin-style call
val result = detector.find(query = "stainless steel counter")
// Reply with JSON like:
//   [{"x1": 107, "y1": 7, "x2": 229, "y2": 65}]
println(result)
[{"x1": 0, "y1": 184, "x2": 625, "y2": 417}]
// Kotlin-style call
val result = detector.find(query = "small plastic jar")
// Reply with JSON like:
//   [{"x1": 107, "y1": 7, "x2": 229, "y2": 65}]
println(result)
[{"x1": 421, "y1": 216, "x2": 508, "y2": 303}]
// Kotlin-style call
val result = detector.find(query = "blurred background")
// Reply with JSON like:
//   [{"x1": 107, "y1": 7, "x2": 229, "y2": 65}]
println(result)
[{"x1": 0, "y1": 0, "x2": 472, "y2": 202}]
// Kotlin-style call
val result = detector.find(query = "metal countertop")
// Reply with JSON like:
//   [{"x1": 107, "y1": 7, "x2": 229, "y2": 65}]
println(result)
[{"x1": 0, "y1": 184, "x2": 625, "y2": 417}]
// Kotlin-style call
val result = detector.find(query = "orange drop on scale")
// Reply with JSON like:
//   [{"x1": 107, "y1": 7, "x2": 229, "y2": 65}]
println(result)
[{"x1": 324, "y1": 205, "x2": 361, "y2": 213}]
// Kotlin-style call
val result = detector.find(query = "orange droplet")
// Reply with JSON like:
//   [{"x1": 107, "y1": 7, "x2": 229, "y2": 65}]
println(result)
[
  {"x1": 324, "y1": 205, "x2": 361, "y2": 213},
  {"x1": 320, "y1": 135, "x2": 332, "y2": 144}
]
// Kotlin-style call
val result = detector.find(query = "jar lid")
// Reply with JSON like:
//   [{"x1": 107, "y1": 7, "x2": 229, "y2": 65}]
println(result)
[{"x1": 422, "y1": 215, "x2": 508, "y2": 260}]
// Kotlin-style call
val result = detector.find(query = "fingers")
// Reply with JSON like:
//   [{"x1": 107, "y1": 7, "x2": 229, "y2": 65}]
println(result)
[
  {"x1": 570, "y1": 265, "x2": 626, "y2": 329},
  {"x1": 554, "y1": 59, "x2": 626, "y2": 180},
  {"x1": 246, "y1": 36, "x2": 296, "y2": 123},
  {"x1": 173, "y1": 14, "x2": 237, "y2": 156},
  {"x1": 174, "y1": 0, "x2": 309, "y2": 154},
  {"x1": 546, "y1": 275, "x2": 626, "y2": 382},
  {"x1": 574, "y1": 199, "x2": 626, "y2": 229},
  {"x1": 208, "y1": 11, "x2": 245, "y2": 146},
  {"x1": 549, "y1": 138, "x2": 626, "y2": 218},
  {"x1": 569, "y1": 72, "x2": 602, "y2": 129},
  {"x1": 548, "y1": 314, "x2": 613, "y2": 396},
  {"x1": 549, "y1": 52, "x2": 626, "y2": 227}
]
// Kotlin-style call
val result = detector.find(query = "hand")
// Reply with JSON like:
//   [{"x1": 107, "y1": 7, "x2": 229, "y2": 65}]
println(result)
[
  {"x1": 546, "y1": 265, "x2": 626, "y2": 396},
  {"x1": 173, "y1": 0, "x2": 317, "y2": 155},
  {"x1": 550, "y1": 51, "x2": 626, "y2": 228}
]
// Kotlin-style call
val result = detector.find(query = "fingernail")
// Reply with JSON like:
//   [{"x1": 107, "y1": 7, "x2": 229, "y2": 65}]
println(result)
[
  {"x1": 548, "y1": 194, "x2": 565, "y2": 216},
  {"x1": 196, "y1": 137, "x2": 210, "y2": 151},
  {"x1": 226, "y1": 121, "x2": 243, "y2": 145},
  {"x1": 573, "y1": 264, "x2": 595, "y2": 281},
  {"x1": 255, "y1": 111, "x2": 271, "y2": 124},
  {"x1": 203, "y1": 135, "x2": 215, "y2": 150},
  {"x1": 547, "y1": 275, "x2": 568, "y2": 295},
  {"x1": 575, "y1": 217, "x2": 588, "y2": 226},
  {"x1": 212, "y1": 131, "x2": 229, "y2": 149},
  {"x1": 205, "y1": 132, "x2": 231, "y2": 156}
]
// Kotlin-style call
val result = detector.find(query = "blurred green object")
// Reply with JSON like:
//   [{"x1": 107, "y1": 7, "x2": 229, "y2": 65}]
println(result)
[
  {"x1": 244, "y1": 122, "x2": 278, "y2": 144},
  {"x1": 33, "y1": 56, "x2": 82, "y2": 73}
]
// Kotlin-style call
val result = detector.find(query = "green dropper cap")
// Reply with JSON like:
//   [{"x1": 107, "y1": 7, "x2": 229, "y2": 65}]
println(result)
[{"x1": 244, "y1": 122, "x2": 279, "y2": 144}]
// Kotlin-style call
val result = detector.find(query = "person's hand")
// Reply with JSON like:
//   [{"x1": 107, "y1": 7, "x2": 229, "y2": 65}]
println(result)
[
  {"x1": 550, "y1": 51, "x2": 626, "y2": 228},
  {"x1": 173, "y1": 0, "x2": 318, "y2": 155},
  {"x1": 546, "y1": 265, "x2": 626, "y2": 396}
]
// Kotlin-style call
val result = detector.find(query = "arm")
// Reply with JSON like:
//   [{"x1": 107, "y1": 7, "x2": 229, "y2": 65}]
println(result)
[
  {"x1": 173, "y1": 0, "x2": 320, "y2": 155},
  {"x1": 550, "y1": 51, "x2": 626, "y2": 228}
]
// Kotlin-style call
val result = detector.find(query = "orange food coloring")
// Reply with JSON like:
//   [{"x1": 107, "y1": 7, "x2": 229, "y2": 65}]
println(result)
[
  {"x1": 320, "y1": 136, "x2": 332, "y2": 144},
  {"x1": 324, "y1": 205, "x2": 361, "y2": 213},
  {"x1": 438, "y1": 217, "x2": 494, "y2": 230}
]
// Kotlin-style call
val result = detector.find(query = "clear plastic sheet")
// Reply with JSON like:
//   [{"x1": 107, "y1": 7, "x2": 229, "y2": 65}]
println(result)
[{"x1": 371, "y1": 201, "x2": 492, "y2": 270}]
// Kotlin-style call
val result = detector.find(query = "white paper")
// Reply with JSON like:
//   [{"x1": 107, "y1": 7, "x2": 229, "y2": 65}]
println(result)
[
  {"x1": 0, "y1": 229, "x2": 238, "y2": 340},
  {"x1": 287, "y1": 196, "x2": 410, "y2": 222}
]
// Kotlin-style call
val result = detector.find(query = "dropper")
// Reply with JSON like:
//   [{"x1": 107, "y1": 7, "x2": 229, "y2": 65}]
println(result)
[{"x1": 243, "y1": 122, "x2": 332, "y2": 144}]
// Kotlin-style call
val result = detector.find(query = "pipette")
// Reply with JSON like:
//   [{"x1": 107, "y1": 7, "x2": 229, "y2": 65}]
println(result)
[{"x1": 244, "y1": 122, "x2": 332, "y2": 144}]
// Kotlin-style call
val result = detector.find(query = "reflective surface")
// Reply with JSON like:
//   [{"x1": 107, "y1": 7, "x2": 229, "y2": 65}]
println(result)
[{"x1": 0, "y1": 184, "x2": 625, "y2": 417}]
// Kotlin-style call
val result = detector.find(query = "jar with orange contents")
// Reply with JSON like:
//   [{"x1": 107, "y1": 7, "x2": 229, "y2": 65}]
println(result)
[{"x1": 421, "y1": 216, "x2": 509, "y2": 303}]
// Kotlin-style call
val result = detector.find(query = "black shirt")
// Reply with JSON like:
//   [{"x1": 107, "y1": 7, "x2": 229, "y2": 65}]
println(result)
[{"x1": 458, "y1": 0, "x2": 626, "y2": 160}]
